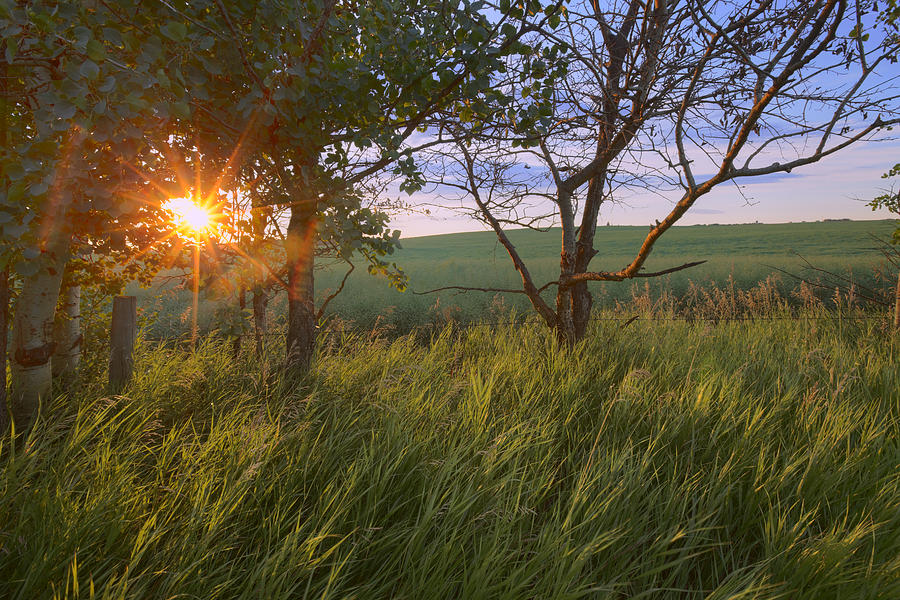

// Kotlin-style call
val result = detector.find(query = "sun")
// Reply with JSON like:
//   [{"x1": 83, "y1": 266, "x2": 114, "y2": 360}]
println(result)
[{"x1": 163, "y1": 197, "x2": 215, "y2": 240}]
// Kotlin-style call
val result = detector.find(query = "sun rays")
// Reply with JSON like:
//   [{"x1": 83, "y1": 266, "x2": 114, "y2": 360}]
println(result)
[{"x1": 163, "y1": 197, "x2": 218, "y2": 242}]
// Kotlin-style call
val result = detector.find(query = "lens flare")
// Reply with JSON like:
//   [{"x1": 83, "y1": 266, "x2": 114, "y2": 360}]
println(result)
[{"x1": 164, "y1": 197, "x2": 214, "y2": 239}]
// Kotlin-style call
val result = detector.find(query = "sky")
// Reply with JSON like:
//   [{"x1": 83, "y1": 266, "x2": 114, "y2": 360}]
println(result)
[
  {"x1": 390, "y1": 138, "x2": 900, "y2": 238},
  {"x1": 385, "y1": 4, "x2": 900, "y2": 240}
]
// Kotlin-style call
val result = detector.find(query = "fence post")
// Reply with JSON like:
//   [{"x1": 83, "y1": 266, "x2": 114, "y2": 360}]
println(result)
[{"x1": 109, "y1": 296, "x2": 137, "y2": 393}]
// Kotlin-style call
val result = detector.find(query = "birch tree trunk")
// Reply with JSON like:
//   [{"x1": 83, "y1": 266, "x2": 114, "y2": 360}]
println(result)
[
  {"x1": 52, "y1": 283, "x2": 81, "y2": 381},
  {"x1": 285, "y1": 198, "x2": 317, "y2": 375},
  {"x1": 10, "y1": 238, "x2": 70, "y2": 425}
]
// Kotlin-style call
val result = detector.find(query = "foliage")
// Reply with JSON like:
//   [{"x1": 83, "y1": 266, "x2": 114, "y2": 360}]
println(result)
[
  {"x1": 1, "y1": 314, "x2": 898, "y2": 598},
  {"x1": 870, "y1": 164, "x2": 900, "y2": 244},
  {"x1": 0, "y1": 0, "x2": 179, "y2": 281}
]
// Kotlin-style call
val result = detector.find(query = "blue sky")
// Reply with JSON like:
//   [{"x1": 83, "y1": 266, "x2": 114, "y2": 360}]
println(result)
[{"x1": 392, "y1": 138, "x2": 900, "y2": 238}]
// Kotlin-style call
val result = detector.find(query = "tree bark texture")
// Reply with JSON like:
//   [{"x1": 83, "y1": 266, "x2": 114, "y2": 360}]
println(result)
[
  {"x1": 285, "y1": 198, "x2": 317, "y2": 374},
  {"x1": 10, "y1": 239, "x2": 70, "y2": 425},
  {"x1": 554, "y1": 191, "x2": 578, "y2": 346},
  {"x1": 52, "y1": 283, "x2": 82, "y2": 380},
  {"x1": 109, "y1": 296, "x2": 137, "y2": 394},
  {"x1": 571, "y1": 176, "x2": 605, "y2": 340}
]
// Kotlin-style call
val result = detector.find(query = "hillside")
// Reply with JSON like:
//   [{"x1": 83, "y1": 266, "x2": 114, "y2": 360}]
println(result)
[{"x1": 138, "y1": 219, "x2": 898, "y2": 337}]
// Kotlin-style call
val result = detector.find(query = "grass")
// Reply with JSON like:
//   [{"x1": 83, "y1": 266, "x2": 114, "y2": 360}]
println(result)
[
  {"x1": 131, "y1": 219, "x2": 899, "y2": 337},
  {"x1": 316, "y1": 219, "x2": 899, "y2": 331},
  {"x1": 2, "y1": 308, "x2": 898, "y2": 598}
]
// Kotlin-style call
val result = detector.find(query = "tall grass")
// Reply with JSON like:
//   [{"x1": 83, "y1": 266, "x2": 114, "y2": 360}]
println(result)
[{"x1": 2, "y1": 309, "x2": 898, "y2": 599}]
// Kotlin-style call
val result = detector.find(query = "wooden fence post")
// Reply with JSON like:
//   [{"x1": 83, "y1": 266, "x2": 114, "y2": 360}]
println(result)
[{"x1": 109, "y1": 296, "x2": 137, "y2": 393}]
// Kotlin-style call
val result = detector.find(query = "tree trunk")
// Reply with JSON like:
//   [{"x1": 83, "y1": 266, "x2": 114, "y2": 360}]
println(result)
[
  {"x1": 10, "y1": 240, "x2": 69, "y2": 425},
  {"x1": 555, "y1": 191, "x2": 578, "y2": 346},
  {"x1": 572, "y1": 177, "x2": 603, "y2": 340},
  {"x1": 52, "y1": 283, "x2": 82, "y2": 381},
  {"x1": 252, "y1": 286, "x2": 268, "y2": 356},
  {"x1": 285, "y1": 199, "x2": 317, "y2": 374},
  {"x1": 571, "y1": 282, "x2": 593, "y2": 340}
]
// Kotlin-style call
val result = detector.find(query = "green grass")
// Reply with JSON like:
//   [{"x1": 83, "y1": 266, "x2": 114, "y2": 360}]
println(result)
[
  {"x1": 315, "y1": 219, "x2": 898, "y2": 331},
  {"x1": 133, "y1": 219, "x2": 898, "y2": 338},
  {"x1": 2, "y1": 312, "x2": 898, "y2": 599}
]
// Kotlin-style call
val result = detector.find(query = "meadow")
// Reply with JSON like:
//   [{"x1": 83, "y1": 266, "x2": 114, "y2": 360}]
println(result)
[
  {"x1": 1, "y1": 310, "x2": 898, "y2": 598},
  {"x1": 135, "y1": 219, "x2": 899, "y2": 338},
  {"x1": 3, "y1": 219, "x2": 898, "y2": 599}
]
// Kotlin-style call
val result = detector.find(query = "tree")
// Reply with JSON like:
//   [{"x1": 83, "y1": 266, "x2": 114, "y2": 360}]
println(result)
[
  {"x1": 2, "y1": 0, "x2": 567, "y2": 425},
  {"x1": 0, "y1": 0, "x2": 184, "y2": 423},
  {"x1": 425, "y1": 0, "x2": 900, "y2": 344},
  {"x1": 159, "y1": 0, "x2": 563, "y2": 374}
]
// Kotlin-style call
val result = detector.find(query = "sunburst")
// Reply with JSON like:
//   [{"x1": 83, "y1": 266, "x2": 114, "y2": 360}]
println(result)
[{"x1": 163, "y1": 196, "x2": 220, "y2": 243}]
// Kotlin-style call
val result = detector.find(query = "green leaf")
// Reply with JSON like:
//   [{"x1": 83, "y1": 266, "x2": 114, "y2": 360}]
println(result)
[
  {"x1": 102, "y1": 27, "x2": 123, "y2": 47},
  {"x1": 80, "y1": 59, "x2": 100, "y2": 80},
  {"x1": 29, "y1": 181, "x2": 49, "y2": 196},
  {"x1": 99, "y1": 75, "x2": 117, "y2": 93},
  {"x1": 172, "y1": 101, "x2": 191, "y2": 119},
  {"x1": 73, "y1": 26, "x2": 92, "y2": 48},
  {"x1": 161, "y1": 22, "x2": 188, "y2": 42},
  {"x1": 156, "y1": 68, "x2": 171, "y2": 89},
  {"x1": 4, "y1": 37, "x2": 15, "y2": 63},
  {"x1": 87, "y1": 39, "x2": 106, "y2": 61}
]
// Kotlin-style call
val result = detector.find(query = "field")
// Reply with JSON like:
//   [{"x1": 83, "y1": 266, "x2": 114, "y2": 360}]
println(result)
[
  {"x1": 3, "y1": 219, "x2": 898, "y2": 598},
  {"x1": 1, "y1": 313, "x2": 898, "y2": 598},
  {"x1": 135, "y1": 219, "x2": 899, "y2": 337},
  {"x1": 319, "y1": 219, "x2": 898, "y2": 329}
]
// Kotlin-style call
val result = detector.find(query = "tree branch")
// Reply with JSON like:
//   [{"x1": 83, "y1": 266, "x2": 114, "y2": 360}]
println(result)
[
  {"x1": 316, "y1": 259, "x2": 354, "y2": 320},
  {"x1": 563, "y1": 260, "x2": 707, "y2": 286}
]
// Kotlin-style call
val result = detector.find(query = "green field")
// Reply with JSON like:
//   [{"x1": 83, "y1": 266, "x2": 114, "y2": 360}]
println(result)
[
  {"x1": 2, "y1": 313, "x2": 898, "y2": 598},
  {"x1": 304, "y1": 219, "x2": 900, "y2": 332},
  {"x1": 4, "y1": 220, "x2": 899, "y2": 598},
  {"x1": 136, "y1": 219, "x2": 899, "y2": 338}
]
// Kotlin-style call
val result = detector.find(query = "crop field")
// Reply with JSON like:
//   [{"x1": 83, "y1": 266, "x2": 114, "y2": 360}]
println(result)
[
  {"x1": 2, "y1": 310, "x2": 898, "y2": 598},
  {"x1": 136, "y1": 219, "x2": 899, "y2": 337}
]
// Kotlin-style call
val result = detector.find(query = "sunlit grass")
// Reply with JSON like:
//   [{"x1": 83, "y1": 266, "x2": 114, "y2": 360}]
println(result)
[{"x1": 1, "y1": 312, "x2": 898, "y2": 598}]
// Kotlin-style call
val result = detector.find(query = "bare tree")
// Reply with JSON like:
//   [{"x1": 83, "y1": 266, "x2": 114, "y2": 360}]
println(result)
[{"x1": 424, "y1": 0, "x2": 900, "y2": 344}]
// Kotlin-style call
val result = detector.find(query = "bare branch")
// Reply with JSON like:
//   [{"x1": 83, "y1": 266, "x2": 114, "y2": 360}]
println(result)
[
  {"x1": 564, "y1": 260, "x2": 707, "y2": 285},
  {"x1": 316, "y1": 260, "x2": 354, "y2": 321}
]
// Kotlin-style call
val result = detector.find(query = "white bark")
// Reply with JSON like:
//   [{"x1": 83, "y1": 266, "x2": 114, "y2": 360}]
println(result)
[
  {"x1": 52, "y1": 283, "x2": 82, "y2": 380},
  {"x1": 10, "y1": 241, "x2": 69, "y2": 425}
]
